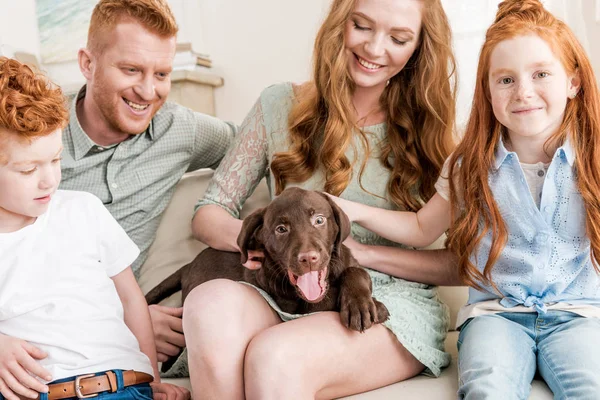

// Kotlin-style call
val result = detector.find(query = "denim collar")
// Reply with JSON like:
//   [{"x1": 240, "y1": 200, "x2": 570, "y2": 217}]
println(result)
[{"x1": 493, "y1": 136, "x2": 576, "y2": 171}]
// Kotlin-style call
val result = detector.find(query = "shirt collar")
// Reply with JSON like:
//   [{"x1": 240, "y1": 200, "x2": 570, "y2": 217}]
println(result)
[
  {"x1": 68, "y1": 85, "x2": 155, "y2": 161},
  {"x1": 558, "y1": 137, "x2": 576, "y2": 166},
  {"x1": 69, "y1": 86, "x2": 98, "y2": 161},
  {"x1": 493, "y1": 137, "x2": 512, "y2": 170},
  {"x1": 493, "y1": 135, "x2": 577, "y2": 170}
]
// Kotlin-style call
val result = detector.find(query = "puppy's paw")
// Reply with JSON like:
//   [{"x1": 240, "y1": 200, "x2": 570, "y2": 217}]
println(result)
[
  {"x1": 373, "y1": 298, "x2": 390, "y2": 323},
  {"x1": 339, "y1": 293, "x2": 380, "y2": 332}
]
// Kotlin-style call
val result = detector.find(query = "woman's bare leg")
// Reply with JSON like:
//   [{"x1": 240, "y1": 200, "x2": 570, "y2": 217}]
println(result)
[
  {"x1": 244, "y1": 311, "x2": 425, "y2": 400},
  {"x1": 183, "y1": 280, "x2": 281, "y2": 400}
]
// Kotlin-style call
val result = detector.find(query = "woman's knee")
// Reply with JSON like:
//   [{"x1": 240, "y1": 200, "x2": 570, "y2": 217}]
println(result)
[
  {"x1": 244, "y1": 328, "x2": 314, "y2": 398},
  {"x1": 183, "y1": 280, "x2": 281, "y2": 353},
  {"x1": 183, "y1": 279, "x2": 246, "y2": 326}
]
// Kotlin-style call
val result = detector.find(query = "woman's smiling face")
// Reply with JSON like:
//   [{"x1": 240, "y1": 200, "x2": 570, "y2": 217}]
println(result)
[{"x1": 344, "y1": 0, "x2": 423, "y2": 93}]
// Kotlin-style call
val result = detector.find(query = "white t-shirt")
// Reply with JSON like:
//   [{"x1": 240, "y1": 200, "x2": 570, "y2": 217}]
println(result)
[{"x1": 0, "y1": 190, "x2": 153, "y2": 381}]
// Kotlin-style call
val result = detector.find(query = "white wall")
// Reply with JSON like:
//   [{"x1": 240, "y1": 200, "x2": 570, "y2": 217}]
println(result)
[
  {"x1": 198, "y1": 0, "x2": 331, "y2": 122},
  {"x1": 0, "y1": 0, "x2": 40, "y2": 58}
]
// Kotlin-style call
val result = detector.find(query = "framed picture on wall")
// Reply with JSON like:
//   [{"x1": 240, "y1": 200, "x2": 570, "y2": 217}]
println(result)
[{"x1": 36, "y1": 0, "x2": 97, "y2": 64}]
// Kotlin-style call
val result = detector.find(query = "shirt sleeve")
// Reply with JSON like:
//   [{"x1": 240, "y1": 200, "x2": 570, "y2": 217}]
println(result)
[
  {"x1": 89, "y1": 196, "x2": 140, "y2": 277},
  {"x1": 188, "y1": 113, "x2": 237, "y2": 172},
  {"x1": 194, "y1": 97, "x2": 269, "y2": 219}
]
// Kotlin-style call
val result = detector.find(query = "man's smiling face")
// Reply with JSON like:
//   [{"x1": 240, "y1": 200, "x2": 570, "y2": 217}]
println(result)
[{"x1": 87, "y1": 20, "x2": 176, "y2": 136}]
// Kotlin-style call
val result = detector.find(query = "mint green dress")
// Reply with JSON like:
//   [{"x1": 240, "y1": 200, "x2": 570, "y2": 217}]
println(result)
[{"x1": 177, "y1": 82, "x2": 450, "y2": 378}]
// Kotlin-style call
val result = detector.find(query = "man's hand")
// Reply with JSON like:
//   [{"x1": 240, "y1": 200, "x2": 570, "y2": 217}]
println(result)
[
  {"x1": 0, "y1": 334, "x2": 51, "y2": 400},
  {"x1": 148, "y1": 305, "x2": 185, "y2": 363},
  {"x1": 150, "y1": 382, "x2": 190, "y2": 400},
  {"x1": 243, "y1": 249, "x2": 264, "y2": 270}
]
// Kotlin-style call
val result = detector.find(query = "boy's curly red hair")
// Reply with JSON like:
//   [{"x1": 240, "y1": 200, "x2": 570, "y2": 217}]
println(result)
[{"x1": 0, "y1": 57, "x2": 68, "y2": 142}]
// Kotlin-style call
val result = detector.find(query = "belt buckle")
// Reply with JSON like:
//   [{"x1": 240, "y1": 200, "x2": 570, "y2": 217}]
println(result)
[{"x1": 74, "y1": 374, "x2": 98, "y2": 399}]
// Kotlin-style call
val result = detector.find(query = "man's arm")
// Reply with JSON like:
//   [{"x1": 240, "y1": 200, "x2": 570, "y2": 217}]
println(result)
[
  {"x1": 188, "y1": 112, "x2": 237, "y2": 172},
  {"x1": 112, "y1": 267, "x2": 190, "y2": 400}
]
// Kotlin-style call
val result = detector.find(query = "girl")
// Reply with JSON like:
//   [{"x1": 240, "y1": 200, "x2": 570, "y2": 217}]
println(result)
[
  {"x1": 332, "y1": 0, "x2": 600, "y2": 398},
  {"x1": 187, "y1": 0, "x2": 458, "y2": 398}
]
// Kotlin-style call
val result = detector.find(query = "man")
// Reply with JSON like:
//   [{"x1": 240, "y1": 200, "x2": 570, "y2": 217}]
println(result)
[{"x1": 59, "y1": 0, "x2": 235, "y2": 378}]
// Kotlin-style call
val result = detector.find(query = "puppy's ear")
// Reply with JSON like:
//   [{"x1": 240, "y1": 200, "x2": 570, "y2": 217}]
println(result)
[
  {"x1": 321, "y1": 193, "x2": 351, "y2": 253},
  {"x1": 237, "y1": 207, "x2": 266, "y2": 264}
]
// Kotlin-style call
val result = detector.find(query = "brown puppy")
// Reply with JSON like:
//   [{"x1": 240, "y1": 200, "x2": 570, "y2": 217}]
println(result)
[{"x1": 146, "y1": 187, "x2": 389, "y2": 332}]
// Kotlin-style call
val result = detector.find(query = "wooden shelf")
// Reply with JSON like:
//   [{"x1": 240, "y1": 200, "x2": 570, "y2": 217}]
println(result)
[{"x1": 168, "y1": 68, "x2": 223, "y2": 116}]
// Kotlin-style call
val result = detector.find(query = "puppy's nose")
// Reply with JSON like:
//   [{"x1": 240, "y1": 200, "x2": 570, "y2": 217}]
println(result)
[{"x1": 298, "y1": 251, "x2": 320, "y2": 267}]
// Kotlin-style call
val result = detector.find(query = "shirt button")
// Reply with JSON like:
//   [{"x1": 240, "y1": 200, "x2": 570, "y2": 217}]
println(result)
[
  {"x1": 543, "y1": 206, "x2": 551, "y2": 213},
  {"x1": 111, "y1": 183, "x2": 118, "y2": 189},
  {"x1": 96, "y1": 146, "x2": 104, "y2": 151},
  {"x1": 537, "y1": 170, "x2": 545, "y2": 177}
]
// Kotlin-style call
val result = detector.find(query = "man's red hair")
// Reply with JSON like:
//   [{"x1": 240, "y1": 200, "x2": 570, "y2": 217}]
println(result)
[{"x1": 87, "y1": 0, "x2": 178, "y2": 54}]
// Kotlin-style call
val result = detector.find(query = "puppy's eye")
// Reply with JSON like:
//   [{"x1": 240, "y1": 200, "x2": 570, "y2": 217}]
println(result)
[
  {"x1": 275, "y1": 225, "x2": 288, "y2": 234},
  {"x1": 315, "y1": 216, "x2": 325, "y2": 225}
]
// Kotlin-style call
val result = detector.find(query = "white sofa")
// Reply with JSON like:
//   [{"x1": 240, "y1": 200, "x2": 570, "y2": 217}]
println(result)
[{"x1": 137, "y1": 170, "x2": 554, "y2": 399}]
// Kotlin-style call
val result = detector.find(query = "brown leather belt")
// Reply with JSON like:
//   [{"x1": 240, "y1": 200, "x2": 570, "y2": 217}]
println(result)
[{"x1": 20, "y1": 370, "x2": 153, "y2": 400}]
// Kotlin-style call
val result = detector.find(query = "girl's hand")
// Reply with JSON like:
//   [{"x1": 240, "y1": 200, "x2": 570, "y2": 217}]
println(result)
[
  {"x1": 324, "y1": 193, "x2": 362, "y2": 222},
  {"x1": 0, "y1": 334, "x2": 51, "y2": 400}
]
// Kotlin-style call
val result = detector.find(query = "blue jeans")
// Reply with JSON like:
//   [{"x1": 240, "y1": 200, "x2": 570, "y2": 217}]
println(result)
[
  {"x1": 0, "y1": 370, "x2": 152, "y2": 400},
  {"x1": 457, "y1": 311, "x2": 600, "y2": 400}
]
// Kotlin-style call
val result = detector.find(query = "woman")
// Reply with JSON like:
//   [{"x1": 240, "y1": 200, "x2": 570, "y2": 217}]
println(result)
[{"x1": 188, "y1": 0, "x2": 459, "y2": 398}]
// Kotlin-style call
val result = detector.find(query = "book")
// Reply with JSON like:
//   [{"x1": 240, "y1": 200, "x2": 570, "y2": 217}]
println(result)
[{"x1": 174, "y1": 42, "x2": 212, "y2": 69}]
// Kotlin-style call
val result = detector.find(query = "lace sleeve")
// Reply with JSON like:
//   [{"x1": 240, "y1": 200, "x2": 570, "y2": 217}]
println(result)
[{"x1": 194, "y1": 97, "x2": 269, "y2": 219}]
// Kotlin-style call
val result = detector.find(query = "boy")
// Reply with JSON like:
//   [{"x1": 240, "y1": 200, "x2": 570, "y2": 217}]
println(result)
[{"x1": 0, "y1": 58, "x2": 188, "y2": 400}]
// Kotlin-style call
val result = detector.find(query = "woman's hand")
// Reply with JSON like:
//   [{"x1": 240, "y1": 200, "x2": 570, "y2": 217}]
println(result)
[
  {"x1": 342, "y1": 236, "x2": 368, "y2": 266},
  {"x1": 243, "y1": 249, "x2": 264, "y2": 270}
]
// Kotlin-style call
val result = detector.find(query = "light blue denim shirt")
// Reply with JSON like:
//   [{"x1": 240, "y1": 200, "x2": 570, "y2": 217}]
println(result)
[{"x1": 468, "y1": 139, "x2": 600, "y2": 313}]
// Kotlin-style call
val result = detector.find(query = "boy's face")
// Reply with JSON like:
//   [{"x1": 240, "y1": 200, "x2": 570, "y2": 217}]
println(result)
[{"x1": 0, "y1": 129, "x2": 63, "y2": 229}]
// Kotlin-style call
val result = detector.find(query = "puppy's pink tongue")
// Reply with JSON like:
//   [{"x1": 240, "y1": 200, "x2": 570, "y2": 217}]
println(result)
[{"x1": 296, "y1": 271, "x2": 322, "y2": 301}]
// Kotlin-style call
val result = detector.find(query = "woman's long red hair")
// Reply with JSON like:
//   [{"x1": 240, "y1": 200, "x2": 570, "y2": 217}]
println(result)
[{"x1": 270, "y1": 0, "x2": 456, "y2": 212}]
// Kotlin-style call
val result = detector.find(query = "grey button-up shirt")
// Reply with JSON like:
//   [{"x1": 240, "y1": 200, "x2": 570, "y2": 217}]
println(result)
[{"x1": 60, "y1": 87, "x2": 236, "y2": 274}]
